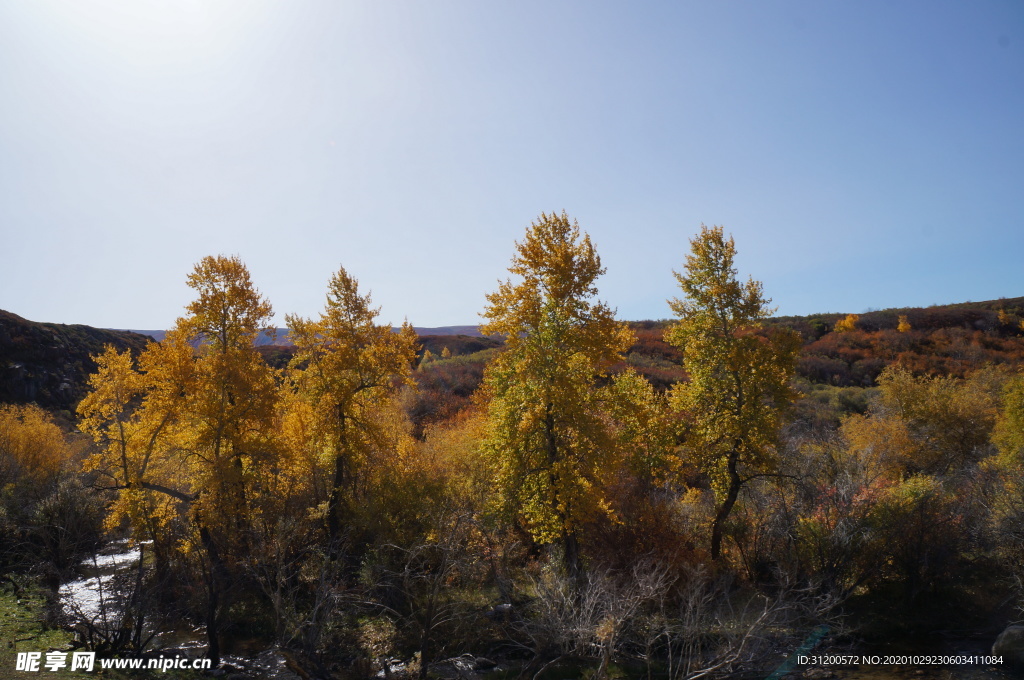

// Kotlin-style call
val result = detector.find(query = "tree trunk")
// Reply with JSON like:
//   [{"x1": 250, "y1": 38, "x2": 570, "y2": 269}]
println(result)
[
  {"x1": 199, "y1": 524, "x2": 225, "y2": 665},
  {"x1": 543, "y1": 401, "x2": 583, "y2": 580},
  {"x1": 710, "y1": 446, "x2": 742, "y2": 561},
  {"x1": 563, "y1": 528, "x2": 582, "y2": 582},
  {"x1": 327, "y1": 413, "x2": 350, "y2": 556}
]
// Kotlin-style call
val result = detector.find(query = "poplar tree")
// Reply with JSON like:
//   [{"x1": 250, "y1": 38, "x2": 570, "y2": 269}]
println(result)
[
  {"x1": 667, "y1": 225, "x2": 799, "y2": 560},
  {"x1": 481, "y1": 212, "x2": 633, "y2": 579},
  {"x1": 286, "y1": 266, "x2": 418, "y2": 551},
  {"x1": 79, "y1": 255, "x2": 279, "y2": 663}
]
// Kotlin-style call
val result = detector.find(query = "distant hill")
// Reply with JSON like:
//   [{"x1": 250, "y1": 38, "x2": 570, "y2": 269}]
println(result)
[
  {"x1": 1, "y1": 310, "x2": 152, "y2": 411},
  {"x1": 773, "y1": 295, "x2": 1024, "y2": 386},
  {"x1": 626, "y1": 296, "x2": 1024, "y2": 387},
  {"x1": 0, "y1": 309, "x2": 493, "y2": 412},
  {"x1": 124, "y1": 328, "x2": 284, "y2": 345},
  {"x1": 5, "y1": 295, "x2": 1024, "y2": 417},
  {"x1": 125, "y1": 325, "x2": 485, "y2": 345},
  {"x1": 257, "y1": 333, "x2": 501, "y2": 371}
]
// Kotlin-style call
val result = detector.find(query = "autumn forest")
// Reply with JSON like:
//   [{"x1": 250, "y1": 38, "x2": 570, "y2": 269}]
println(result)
[{"x1": 4, "y1": 214, "x2": 1024, "y2": 679}]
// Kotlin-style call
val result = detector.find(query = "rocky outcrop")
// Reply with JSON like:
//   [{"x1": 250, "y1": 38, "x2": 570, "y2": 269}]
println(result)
[
  {"x1": 993, "y1": 625, "x2": 1024, "y2": 665},
  {"x1": 0, "y1": 310, "x2": 152, "y2": 411}
]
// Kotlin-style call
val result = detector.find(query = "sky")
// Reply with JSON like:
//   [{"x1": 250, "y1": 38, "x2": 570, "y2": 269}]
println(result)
[{"x1": 1, "y1": 1, "x2": 1022, "y2": 330}]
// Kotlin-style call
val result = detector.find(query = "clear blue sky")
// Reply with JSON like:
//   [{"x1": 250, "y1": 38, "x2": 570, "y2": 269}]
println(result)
[{"x1": 2, "y1": 1, "x2": 1021, "y2": 329}]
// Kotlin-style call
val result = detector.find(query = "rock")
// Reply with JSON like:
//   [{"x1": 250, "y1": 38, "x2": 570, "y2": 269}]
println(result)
[
  {"x1": 993, "y1": 625, "x2": 1024, "y2": 665},
  {"x1": 430, "y1": 655, "x2": 484, "y2": 680},
  {"x1": 473, "y1": 657, "x2": 497, "y2": 670}
]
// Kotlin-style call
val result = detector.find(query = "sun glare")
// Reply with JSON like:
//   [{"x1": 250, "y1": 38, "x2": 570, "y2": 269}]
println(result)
[{"x1": 36, "y1": 0, "x2": 273, "y2": 69}]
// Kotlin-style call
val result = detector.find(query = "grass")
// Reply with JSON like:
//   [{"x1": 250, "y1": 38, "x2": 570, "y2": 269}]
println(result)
[{"x1": 0, "y1": 579, "x2": 78, "y2": 677}]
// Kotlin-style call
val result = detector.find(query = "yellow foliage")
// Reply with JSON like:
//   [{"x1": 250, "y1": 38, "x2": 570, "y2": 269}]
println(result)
[
  {"x1": 834, "y1": 314, "x2": 859, "y2": 333},
  {"x1": 481, "y1": 212, "x2": 633, "y2": 570},
  {"x1": 994, "y1": 371, "x2": 1024, "y2": 467},
  {"x1": 601, "y1": 369, "x2": 677, "y2": 487},
  {"x1": 667, "y1": 224, "x2": 799, "y2": 558},
  {"x1": 833, "y1": 365, "x2": 1004, "y2": 485},
  {"x1": 840, "y1": 413, "x2": 921, "y2": 481},
  {"x1": 419, "y1": 410, "x2": 490, "y2": 511},
  {"x1": 876, "y1": 364, "x2": 1003, "y2": 473},
  {"x1": 0, "y1": 403, "x2": 72, "y2": 497},
  {"x1": 997, "y1": 308, "x2": 1019, "y2": 328},
  {"x1": 286, "y1": 265, "x2": 418, "y2": 544},
  {"x1": 897, "y1": 315, "x2": 911, "y2": 333},
  {"x1": 78, "y1": 256, "x2": 282, "y2": 549}
]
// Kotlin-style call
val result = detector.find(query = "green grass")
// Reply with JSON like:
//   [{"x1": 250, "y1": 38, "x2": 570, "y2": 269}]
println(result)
[{"x1": 0, "y1": 580, "x2": 78, "y2": 678}]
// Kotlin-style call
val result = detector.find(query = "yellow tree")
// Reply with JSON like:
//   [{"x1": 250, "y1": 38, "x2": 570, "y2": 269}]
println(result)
[
  {"x1": 78, "y1": 255, "x2": 279, "y2": 663},
  {"x1": 173, "y1": 256, "x2": 280, "y2": 662},
  {"x1": 991, "y1": 371, "x2": 1024, "y2": 583},
  {"x1": 78, "y1": 342, "x2": 188, "y2": 554},
  {"x1": 995, "y1": 372, "x2": 1024, "y2": 465},
  {"x1": 0, "y1": 403, "x2": 101, "y2": 572},
  {"x1": 834, "y1": 314, "x2": 859, "y2": 333},
  {"x1": 286, "y1": 266, "x2": 418, "y2": 551},
  {"x1": 667, "y1": 225, "x2": 800, "y2": 560},
  {"x1": 176, "y1": 256, "x2": 279, "y2": 536},
  {"x1": 835, "y1": 367, "x2": 1005, "y2": 600},
  {"x1": 481, "y1": 211, "x2": 633, "y2": 578},
  {"x1": 1, "y1": 403, "x2": 74, "y2": 498},
  {"x1": 870, "y1": 365, "x2": 1003, "y2": 475}
]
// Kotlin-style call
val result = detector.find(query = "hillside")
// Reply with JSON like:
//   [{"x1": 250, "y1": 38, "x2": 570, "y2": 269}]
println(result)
[
  {"x1": 129, "y1": 324, "x2": 486, "y2": 344},
  {"x1": 0, "y1": 310, "x2": 153, "y2": 411},
  {"x1": 615, "y1": 297, "x2": 1024, "y2": 388},
  {"x1": 774, "y1": 295, "x2": 1024, "y2": 386},
  {"x1": 4, "y1": 296, "x2": 1024, "y2": 417}
]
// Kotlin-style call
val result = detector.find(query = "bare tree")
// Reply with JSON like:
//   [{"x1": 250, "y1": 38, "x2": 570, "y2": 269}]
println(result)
[
  {"x1": 356, "y1": 513, "x2": 484, "y2": 680},
  {"x1": 509, "y1": 558, "x2": 675, "y2": 680},
  {"x1": 656, "y1": 567, "x2": 840, "y2": 680}
]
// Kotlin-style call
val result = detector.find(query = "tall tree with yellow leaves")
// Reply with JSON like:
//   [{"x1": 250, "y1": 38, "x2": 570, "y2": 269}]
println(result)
[
  {"x1": 79, "y1": 255, "x2": 279, "y2": 663},
  {"x1": 481, "y1": 212, "x2": 633, "y2": 579},
  {"x1": 668, "y1": 225, "x2": 800, "y2": 560},
  {"x1": 177, "y1": 256, "x2": 280, "y2": 536},
  {"x1": 77, "y1": 342, "x2": 187, "y2": 561},
  {"x1": 286, "y1": 266, "x2": 418, "y2": 552}
]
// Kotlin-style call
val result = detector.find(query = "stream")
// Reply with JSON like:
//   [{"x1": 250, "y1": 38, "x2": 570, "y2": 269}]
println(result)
[
  {"x1": 59, "y1": 541, "x2": 141, "y2": 623},
  {"x1": 59, "y1": 541, "x2": 301, "y2": 679}
]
